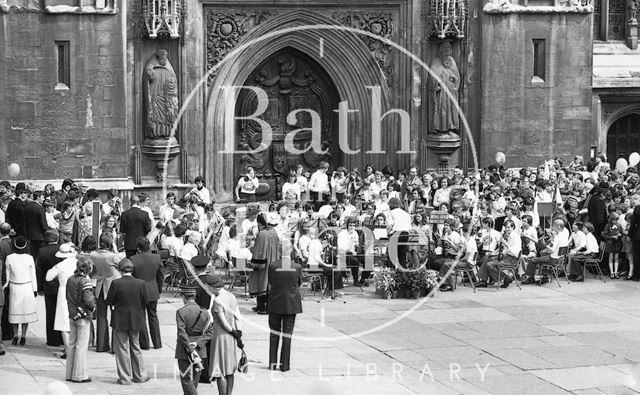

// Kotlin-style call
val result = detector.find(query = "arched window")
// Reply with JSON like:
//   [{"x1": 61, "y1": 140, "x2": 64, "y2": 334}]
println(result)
[{"x1": 606, "y1": 113, "x2": 640, "y2": 162}]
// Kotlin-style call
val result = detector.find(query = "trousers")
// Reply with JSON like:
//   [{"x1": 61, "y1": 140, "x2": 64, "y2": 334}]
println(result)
[
  {"x1": 45, "y1": 294, "x2": 62, "y2": 346},
  {"x1": 140, "y1": 301, "x2": 162, "y2": 349},
  {"x1": 113, "y1": 330, "x2": 147, "y2": 382},
  {"x1": 177, "y1": 358, "x2": 202, "y2": 395},
  {"x1": 269, "y1": 313, "x2": 296, "y2": 371},
  {"x1": 95, "y1": 292, "x2": 110, "y2": 352},
  {"x1": 66, "y1": 318, "x2": 91, "y2": 381}
]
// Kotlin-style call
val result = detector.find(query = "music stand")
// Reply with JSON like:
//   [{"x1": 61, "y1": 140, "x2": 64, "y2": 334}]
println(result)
[
  {"x1": 427, "y1": 210, "x2": 449, "y2": 225},
  {"x1": 537, "y1": 202, "x2": 555, "y2": 231},
  {"x1": 318, "y1": 267, "x2": 347, "y2": 303}
]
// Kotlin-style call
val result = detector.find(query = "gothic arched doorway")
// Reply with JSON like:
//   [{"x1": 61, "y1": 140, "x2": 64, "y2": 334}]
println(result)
[
  {"x1": 606, "y1": 113, "x2": 640, "y2": 162},
  {"x1": 234, "y1": 47, "x2": 340, "y2": 201}
]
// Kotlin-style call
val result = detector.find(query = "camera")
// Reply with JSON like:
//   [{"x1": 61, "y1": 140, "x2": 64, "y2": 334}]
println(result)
[{"x1": 71, "y1": 306, "x2": 89, "y2": 321}]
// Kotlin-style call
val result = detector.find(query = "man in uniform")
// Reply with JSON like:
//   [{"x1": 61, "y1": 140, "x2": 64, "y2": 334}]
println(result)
[
  {"x1": 188, "y1": 254, "x2": 217, "y2": 382},
  {"x1": 175, "y1": 285, "x2": 213, "y2": 395}
]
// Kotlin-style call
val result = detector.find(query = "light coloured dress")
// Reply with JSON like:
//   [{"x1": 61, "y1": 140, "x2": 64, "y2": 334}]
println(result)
[
  {"x1": 208, "y1": 288, "x2": 241, "y2": 378},
  {"x1": 46, "y1": 257, "x2": 77, "y2": 332},
  {"x1": 6, "y1": 253, "x2": 38, "y2": 324}
]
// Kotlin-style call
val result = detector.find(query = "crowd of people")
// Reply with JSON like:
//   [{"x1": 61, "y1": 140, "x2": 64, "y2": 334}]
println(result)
[{"x1": 0, "y1": 151, "x2": 637, "y2": 393}]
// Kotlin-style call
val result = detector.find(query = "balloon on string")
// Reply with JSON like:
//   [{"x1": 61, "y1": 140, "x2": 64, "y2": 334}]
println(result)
[
  {"x1": 629, "y1": 152, "x2": 640, "y2": 167},
  {"x1": 495, "y1": 152, "x2": 506, "y2": 165},
  {"x1": 7, "y1": 163, "x2": 20, "y2": 178},
  {"x1": 615, "y1": 157, "x2": 628, "y2": 173}
]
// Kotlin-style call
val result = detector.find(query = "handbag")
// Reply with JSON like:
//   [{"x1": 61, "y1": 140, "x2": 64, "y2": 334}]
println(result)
[{"x1": 238, "y1": 348, "x2": 248, "y2": 373}]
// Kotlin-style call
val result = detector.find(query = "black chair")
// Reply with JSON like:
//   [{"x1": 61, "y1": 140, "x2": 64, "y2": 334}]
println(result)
[
  {"x1": 539, "y1": 246, "x2": 570, "y2": 287},
  {"x1": 582, "y1": 242, "x2": 607, "y2": 283},
  {"x1": 495, "y1": 251, "x2": 523, "y2": 291}
]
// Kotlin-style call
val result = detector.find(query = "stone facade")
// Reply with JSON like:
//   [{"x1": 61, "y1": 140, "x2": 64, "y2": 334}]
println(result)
[
  {"x1": 1, "y1": 0, "x2": 637, "y2": 202},
  {"x1": 0, "y1": 9, "x2": 127, "y2": 181},
  {"x1": 480, "y1": 10, "x2": 593, "y2": 167}
]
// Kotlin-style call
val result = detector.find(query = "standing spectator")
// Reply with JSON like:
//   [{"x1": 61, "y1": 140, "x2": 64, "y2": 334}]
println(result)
[
  {"x1": 189, "y1": 176, "x2": 211, "y2": 205},
  {"x1": 308, "y1": 162, "x2": 330, "y2": 210},
  {"x1": 78, "y1": 189, "x2": 101, "y2": 245},
  {"x1": 174, "y1": 285, "x2": 213, "y2": 394},
  {"x1": 295, "y1": 164, "x2": 308, "y2": 202},
  {"x1": 65, "y1": 257, "x2": 96, "y2": 383},
  {"x1": 3, "y1": 236, "x2": 38, "y2": 345},
  {"x1": 159, "y1": 192, "x2": 178, "y2": 225},
  {"x1": 102, "y1": 189, "x2": 122, "y2": 218},
  {"x1": 58, "y1": 201, "x2": 79, "y2": 244},
  {"x1": 90, "y1": 233, "x2": 122, "y2": 353},
  {"x1": 120, "y1": 196, "x2": 152, "y2": 258},
  {"x1": 6, "y1": 184, "x2": 28, "y2": 237},
  {"x1": 386, "y1": 197, "x2": 412, "y2": 268},
  {"x1": 267, "y1": 249, "x2": 302, "y2": 372},
  {"x1": 36, "y1": 230, "x2": 63, "y2": 347},
  {"x1": 55, "y1": 179, "x2": 74, "y2": 212},
  {"x1": 137, "y1": 193, "x2": 155, "y2": 227},
  {"x1": 207, "y1": 275, "x2": 242, "y2": 395},
  {"x1": 588, "y1": 182, "x2": 609, "y2": 243},
  {"x1": 46, "y1": 243, "x2": 78, "y2": 358},
  {"x1": 131, "y1": 237, "x2": 163, "y2": 350},
  {"x1": 24, "y1": 190, "x2": 48, "y2": 258},
  {"x1": 44, "y1": 200, "x2": 60, "y2": 230},
  {"x1": 249, "y1": 213, "x2": 280, "y2": 315},
  {"x1": 0, "y1": 223, "x2": 12, "y2": 348},
  {"x1": 106, "y1": 259, "x2": 149, "y2": 385},
  {"x1": 628, "y1": 198, "x2": 640, "y2": 281}
]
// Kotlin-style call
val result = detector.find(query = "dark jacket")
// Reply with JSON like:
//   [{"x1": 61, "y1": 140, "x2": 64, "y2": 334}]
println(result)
[
  {"x1": 587, "y1": 193, "x2": 608, "y2": 235},
  {"x1": 36, "y1": 243, "x2": 62, "y2": 295},
  {"x1": 119, "y1": 206, "x2": 152, "y2": 251},
  {"x1": 24, "y1": 201, "x2": 48, "y2": 242},
  {"x1": 131, "y1": 252, "x2": 163, "y2": 302},
  {"x1": 6, "y1": 198, "x2": 26, "y2": 236},
  {"x1": 267, "y1": 261, "x2": 303, "y2": 315},
  {"x1": 106, "y1": 275, "x2": 148, "y2": 331},
  {"x1": 175, "y1": 300, "x2": 213, "y2": 360},
  {"x1": 629, "y1": 206, "x2": 640, "y2": 241},
  {"x1": 66, "y1": 273, "x2": 96, "y2": 320}
]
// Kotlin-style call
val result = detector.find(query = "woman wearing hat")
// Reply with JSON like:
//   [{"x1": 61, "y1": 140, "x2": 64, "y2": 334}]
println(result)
[
  {"x1": 3, "y1": 236, "x2": 38, "y2": 345},
  {"x1": 46, "y1": 243, "x2": 78, "y2": 357}
]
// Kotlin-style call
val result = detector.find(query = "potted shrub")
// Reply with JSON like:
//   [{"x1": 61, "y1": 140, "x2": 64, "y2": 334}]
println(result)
[
  {"x1": 374, "y1": 267, "x2": 396, "y2": 299},
  {"x1": 395, "y1": 271, "x2": 410, "y2": 298}
]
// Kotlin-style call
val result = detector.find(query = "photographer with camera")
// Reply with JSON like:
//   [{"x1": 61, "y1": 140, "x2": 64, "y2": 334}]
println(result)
[{"x1": 65, "y1": 256, "x2": 96, "y2": 383}]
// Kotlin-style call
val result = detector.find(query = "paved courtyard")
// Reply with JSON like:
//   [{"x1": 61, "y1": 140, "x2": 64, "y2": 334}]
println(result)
[{"x1": 3, "y1": 278, "x2": 640, "y2": 395}]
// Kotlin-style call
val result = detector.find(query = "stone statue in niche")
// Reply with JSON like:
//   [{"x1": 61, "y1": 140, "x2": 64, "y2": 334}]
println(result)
[
  {"x1": 427, "y1": 42, "x2": 460, "y2": 136},
  {"x1": 143, "y1": 49, "x2": 179, "y2": 139}
]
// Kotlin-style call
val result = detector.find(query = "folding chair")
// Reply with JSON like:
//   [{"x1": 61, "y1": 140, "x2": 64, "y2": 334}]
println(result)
[
  {"x1": 539, "y1": 246, "x2": 571, "y2": 287},
  {"x1": 163, "y1": 256, "x2": 180, "y2": 293},
  {"x1": 582, "y1": 242, "x2": 607, "y2": 283},
  {"x1": 228, "y1": 257, "x2": 252, "y2": 300},
  {"x1": 452, "y1": 252, "x2": 478, "y2": 293},
  {"x1": 495, "y1": 251, "x2": 523, "y2": 291}
]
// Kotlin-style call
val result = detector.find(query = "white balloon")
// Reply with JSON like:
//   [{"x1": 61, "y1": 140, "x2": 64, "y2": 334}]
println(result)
[
  {"x1": 616, "y1": 157, "x2": 628, "y2": 173},
  {"x1": 7, "y1": 163, "x2": 20, "y2": 178},
  {"x1": 495, "y1": 152, "x2": 506, "y2": 165},
  {"x1": 44, "y1": 381, "x2": 72, "y2": 395},
  {"x1": 629, "y1": 152, "x2": 640, "y2": 167}
]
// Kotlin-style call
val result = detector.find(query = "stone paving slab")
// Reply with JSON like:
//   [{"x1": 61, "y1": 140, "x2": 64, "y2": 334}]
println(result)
[{"x1": 4, "y1": 280, "x2": 640, "y2": 394}]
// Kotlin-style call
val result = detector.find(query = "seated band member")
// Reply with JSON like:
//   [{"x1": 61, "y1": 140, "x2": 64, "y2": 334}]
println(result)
[
  {"x1": 439, "y1": 223, "x2": 477, "y2": 291},
  {"x1": 567, "y1": 222, "x2": 599, "y2": 282},
  {"x1": 337, "y1": 217, "x2": 369, "y2": 287},
  {"x1": 430, "y1": 219, "x2": 464, "y2": 271},
  {"x1": 521, "y1": 218, "x2": 570, "y2": 284},
  {"x1": 478, "y1": 217, "x2": 501, "y2": 267},
  {"x1": 475, "y1": 219, "x2": 522, "y2": 288}
]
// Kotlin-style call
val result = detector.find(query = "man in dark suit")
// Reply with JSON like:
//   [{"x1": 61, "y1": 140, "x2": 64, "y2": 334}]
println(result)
[
  {"x1": 6, "y1": 184, "x2": 28, "y2": 237},
  {"x1": 628, "y1": 195, "x2": 640, "y2": 281},
  {"x1": 587, "y1": 182, "x2": 609, "y2": 243},
  {"x1": 106, "y1": 259, "x2": 149, "y2": 385},
  {"x1": 131, "y1": 236, "x2": 163, "y2": 350},
  {"x1": 36, "y1": 229, "x2": 62, "y2": 347},
  {"x1": 175, "y1": 285, "x2": 213, "y2": 395},
  {"x1": 24, "y1": 190, "x2": 48, "y2": 258},
  {"x1": 120, "y1": 195, "x2": 152, "y2": 258},
  {"x1": 267, "y1": 258, "x2": 303, "y2": 372}
]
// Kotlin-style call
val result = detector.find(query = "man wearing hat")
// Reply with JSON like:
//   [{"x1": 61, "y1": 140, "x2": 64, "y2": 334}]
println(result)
[
  {"x1": 175, "y1": 285, "x2": 213, "y2": 394},
  {"x1": 106, "y1": 259, "x2": 149, "y2": 385},
  {"x1": 0, "y1": 223, "x2": 13, "y2": 343},
  {"x1": 588, "y1": 181, "x2": 609, "y2": 243},
  {"x1": 6, "y1": 183, "x2": 28, "y2": 237},
  {"x1": 249, "y1": 213, "x2": 280, "y2": 315},
  {"x1": 36, "y1": 229, "x2": 63, "y2": 347}
]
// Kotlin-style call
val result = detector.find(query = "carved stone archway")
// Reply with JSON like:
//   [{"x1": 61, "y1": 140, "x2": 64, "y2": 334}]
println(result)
[
  {"x1": 204, "y1": 10, "x2": 391, "y2": 200},
  {"x1": 604, "y1": 106, "x2": 640, "y2": 161}
]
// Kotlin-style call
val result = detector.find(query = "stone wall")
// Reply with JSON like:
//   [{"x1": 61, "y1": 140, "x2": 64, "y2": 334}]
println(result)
[
  {"x1": 0, "y1": 11, "x2": 127, "y2": 181},
  {"x1": 480, "y1": 11, "x2": 593, "y2": 168}
]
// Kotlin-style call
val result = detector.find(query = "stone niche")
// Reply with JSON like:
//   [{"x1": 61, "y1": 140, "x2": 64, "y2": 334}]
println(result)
[{"x1": 43, "y1": 0, "x2": 118, "y2": 14}]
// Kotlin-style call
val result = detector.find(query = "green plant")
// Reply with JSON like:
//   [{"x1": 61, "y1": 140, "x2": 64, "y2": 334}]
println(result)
[{"x1": 373, "y1": 267, "x2": 396, "y2": 299}]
